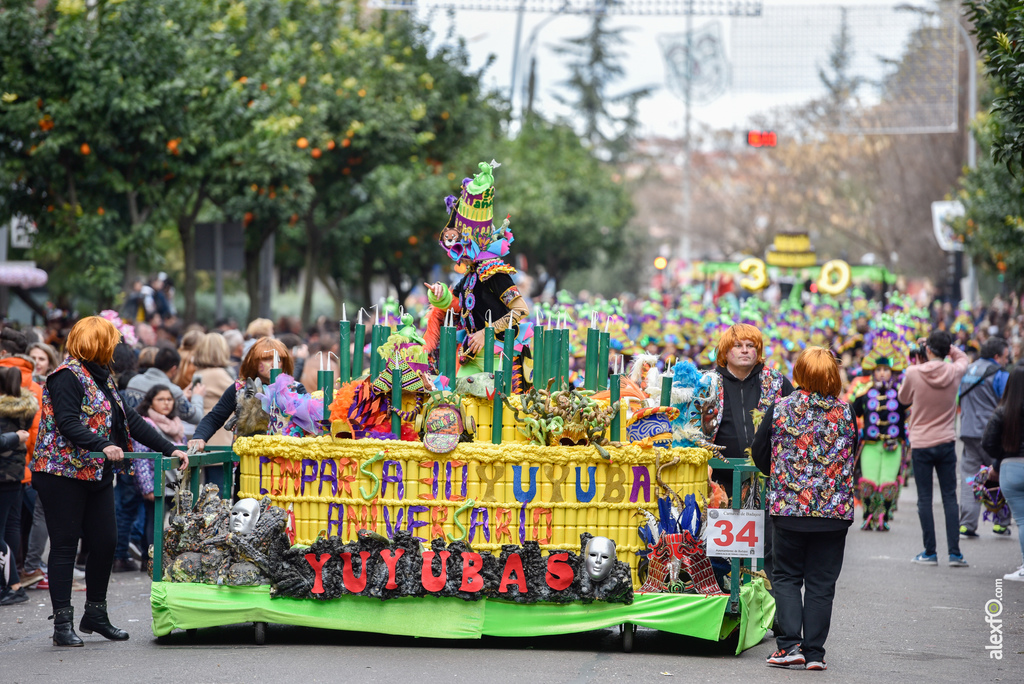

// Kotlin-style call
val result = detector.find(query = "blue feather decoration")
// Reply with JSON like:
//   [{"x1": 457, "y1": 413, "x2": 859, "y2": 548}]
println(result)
[
  {"x1": 680, "y1": 494, "x2": 700, "y2": 538},
  {"x1": 657, "y1": 497, "x2": 678, "y2": 535}
]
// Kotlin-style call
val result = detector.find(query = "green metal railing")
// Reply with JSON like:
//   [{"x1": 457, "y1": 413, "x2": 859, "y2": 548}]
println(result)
[
  {"x1": 93, "y1": 448, "x2": 238, "y2": 582},
  {"x1": 709, "y1": 457, "x2": 767, "y2": 614}
]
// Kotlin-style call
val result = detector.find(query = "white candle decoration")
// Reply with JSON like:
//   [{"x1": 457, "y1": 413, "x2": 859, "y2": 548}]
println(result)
[
  {"x1": 342, "y1": 303, "x2": 347, "y2": 322},
  {"x1": 273, "y1": 349, "x2": 280, "y2": 369}
]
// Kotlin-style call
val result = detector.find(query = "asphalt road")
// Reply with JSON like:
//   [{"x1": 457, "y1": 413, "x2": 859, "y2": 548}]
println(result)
[{"x1": 2, "y1": 473, "x2": 1021, "y2": 683}]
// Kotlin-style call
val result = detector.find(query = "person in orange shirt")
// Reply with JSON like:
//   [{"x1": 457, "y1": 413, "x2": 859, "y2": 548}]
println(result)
[{"x1": 0, "y1": 329, "x2": 42, "y2": 583}]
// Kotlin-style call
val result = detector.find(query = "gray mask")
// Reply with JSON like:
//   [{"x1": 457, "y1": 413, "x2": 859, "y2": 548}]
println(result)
[
  {"x1": 584, "y1": 536, "x2": 616, "y2": 582},
  {"x1": 230, "y1": 499, "x2": 260, "y2": 535}
]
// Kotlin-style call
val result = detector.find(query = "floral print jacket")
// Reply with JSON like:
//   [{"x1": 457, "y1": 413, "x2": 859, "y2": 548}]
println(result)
[
  {"x1": 751, "y1": 390, "x2": 857, "y2": 521},
  {"x1": 31, "y1": 357, "x2": 133, "y2": 482}
]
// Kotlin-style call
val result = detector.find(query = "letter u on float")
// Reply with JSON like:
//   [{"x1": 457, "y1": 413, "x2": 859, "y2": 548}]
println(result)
[{"x1": 421, "y1": 550, "x2": 451, "y2": 592}]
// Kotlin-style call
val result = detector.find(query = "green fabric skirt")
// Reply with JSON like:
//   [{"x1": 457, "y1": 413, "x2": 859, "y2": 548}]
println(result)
[{"x1": 151, "y1": 579, "x2": 774, "y2": 654}]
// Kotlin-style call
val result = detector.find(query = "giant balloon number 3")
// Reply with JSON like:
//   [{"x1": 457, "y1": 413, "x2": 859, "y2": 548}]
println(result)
[{"x1": 738, "y1": 257, "x2": 769, "y2": 291}]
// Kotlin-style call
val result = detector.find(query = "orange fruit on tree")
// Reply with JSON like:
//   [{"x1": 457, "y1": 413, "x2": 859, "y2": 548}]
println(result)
[
  {"x1": 243, "y1": 211, "x2": 254, "y2": 225},
  {"x1": 296, "y1": 137, "x2": 309, "y2": 149},
  {"x1": 311, "y1": 148, "x2": 322, "y2": 159},
  {"x1": 341, "y1": 138, "x2": 351, "y2": 148},
  {"x1": 80, "y1": 143, "x2": 91, "y2": 155},
  {"x1": 326, "y1": 140, "x2": 336, "y2": 150},
  {"x1": 97, "y1": 207, "x2": 105, "y2": 216}
]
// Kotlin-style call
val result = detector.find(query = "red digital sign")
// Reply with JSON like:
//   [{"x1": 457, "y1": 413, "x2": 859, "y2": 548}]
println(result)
[{"x1": 747, "y1": 130, "x2": 777, "y2": 148}]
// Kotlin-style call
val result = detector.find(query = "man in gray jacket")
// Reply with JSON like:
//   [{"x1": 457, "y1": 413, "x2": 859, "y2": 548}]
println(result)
[
  {"x1": 957, "y1": 337, "x2": 1011, "y2": 538},
  {"x1": 122, "y1": 346, "x2": 205, "y2": 426}
]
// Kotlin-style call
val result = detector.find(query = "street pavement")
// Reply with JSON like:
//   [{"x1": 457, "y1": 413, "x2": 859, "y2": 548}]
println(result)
[{"x1": 1, "y1": 472, "x2": 1021, "y2": 683}]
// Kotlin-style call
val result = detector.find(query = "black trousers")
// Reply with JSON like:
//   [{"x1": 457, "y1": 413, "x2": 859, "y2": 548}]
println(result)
[
  {"x1": 772, "y1": 524, "x2": 848, "y2": 663},
  {"x1": 0, "y1": 486, "x2": 22, "y2": 589},
  {"x1": 32, "y1": 470, "x2": 117, "y2": 611}
]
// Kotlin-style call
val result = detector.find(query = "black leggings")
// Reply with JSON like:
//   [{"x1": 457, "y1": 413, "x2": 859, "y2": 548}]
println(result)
[{"x1": 32, "y1": 471, "x2": 117, "y2": 611}]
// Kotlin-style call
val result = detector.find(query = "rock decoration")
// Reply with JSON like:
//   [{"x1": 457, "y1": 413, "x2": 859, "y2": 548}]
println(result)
[
  {"x1": 272, "y1": 531, "x2": 632, "y2": 605},
  {"x1": 161, "y1": 484, "x2": 288, "y2": 586}
]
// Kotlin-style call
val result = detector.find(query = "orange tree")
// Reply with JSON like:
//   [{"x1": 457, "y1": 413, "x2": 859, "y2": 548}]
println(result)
[
  {"x1": 274, "y1": 7, "x2": 492, "y2": 320},
  {"x1": 0, "y1": 0, "x2": 210, "y2": 307},
  {"x1": 0, "y1": 0, "x2": 318, "y2": 316}
]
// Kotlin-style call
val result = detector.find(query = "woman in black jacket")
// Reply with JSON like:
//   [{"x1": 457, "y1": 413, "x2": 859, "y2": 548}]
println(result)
[
  {"x1": 0, "y1": 363, "x2": 34, "y2": 605},
  {"x1": 187, "y1": 337, "x2": 298, "y2": 453},
  {"x1": 983, "y1": 364, "x2": 1024, "y2": 582},
  {"x1": 30, "y1": 317, "x2": 189, "y2": 647}
]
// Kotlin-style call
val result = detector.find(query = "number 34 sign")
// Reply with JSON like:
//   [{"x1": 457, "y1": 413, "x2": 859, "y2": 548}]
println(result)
[{"x1": 706, "y1": 509, "x2": 764, "y2": 559}]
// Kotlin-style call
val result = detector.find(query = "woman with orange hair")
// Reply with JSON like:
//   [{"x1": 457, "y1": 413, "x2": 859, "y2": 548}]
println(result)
[
  {"x1": 187, "y1": 337, "x2": 301, "y2": 454},
  {"x1": 751, "y1": 347, "x2": 857, "y2": 672},
  {"x1": 30, "y1": 316, "x2": 189, "y2": 647}
]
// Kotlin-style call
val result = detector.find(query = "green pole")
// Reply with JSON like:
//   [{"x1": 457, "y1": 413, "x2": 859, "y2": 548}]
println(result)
[
  {"x1": 585, "y1": 328, "x2": 599, "y2": 391},
  {"x1": 483, "y1": 326, "x2": 495, "y2": 373},
  {"x1": 610, "y1": 366, "x2": 621, "y2": 442},
  {"x1": 492, "y1": 370, "x2": 504, "y2": 445},
  {"x1": 352, "y1": 322, "x2": 366, "y2": 377},
  {"x1": 390, "y1": 360, "x2": 401, "y2": 437},
  {"x1": 502, "y1": 327, "x2": 515, "y2": 395},
  {"x1": 339, "y1": 318, "x2": 351, "y2": 382},
  {"x1": 533, "y1": 327, "x2": 545, "y2": 389},
  {"x1": 545, "y1": 327, "x2": 557, "y2": 390},
  {"x1": 319, "y1": 369, "x2": 334, "y2": 421},
  {"x1": 660, "y1": 364, "x2": 672, "y2": 407},
  {"x1": 559, "y1": 329, "x2": 569, "y2": 390},
  {"x1": 153, "y1": 454, "x2": 165, "y2": 581},
  {"x1": 598, "y1": 331, "x2": 610, "y2": 390}
]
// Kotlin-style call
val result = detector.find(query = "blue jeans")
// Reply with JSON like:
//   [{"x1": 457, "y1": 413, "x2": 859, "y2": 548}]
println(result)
[
  {"x1": 999, "y1": 461, "x2": 1024, "y2": 565},
  {"x1": 113, "y1": 474, "x2": 143, "y2": 561},
  {"x1": 912, "y1": 441, "x2": 961, "y2": 557}
]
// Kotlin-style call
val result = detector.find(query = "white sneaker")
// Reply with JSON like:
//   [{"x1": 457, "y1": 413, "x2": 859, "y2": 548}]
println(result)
[
  {"x1": 73, "y1": 567, "x2": 86, "y2": 581},
  {"x1": 1004, "y1": 565, "x2": 1024, "y2": 582}
]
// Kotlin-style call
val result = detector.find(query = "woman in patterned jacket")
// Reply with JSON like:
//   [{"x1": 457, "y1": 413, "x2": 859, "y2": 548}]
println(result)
[
  {"x1": 752, "y1": 346, "x2": 858, "y2": 672},
  {"x1": 31, "y1": 317, "x2": 189, "y2": 647}
]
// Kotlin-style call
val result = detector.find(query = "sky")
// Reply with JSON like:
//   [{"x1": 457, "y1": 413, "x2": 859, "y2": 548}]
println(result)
[{"x1": 410, "y1": 0, "x2": 957, "y2": 137}]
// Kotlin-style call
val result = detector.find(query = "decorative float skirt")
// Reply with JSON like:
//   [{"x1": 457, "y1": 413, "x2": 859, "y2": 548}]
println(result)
[
  {"x1": 151, "y1": 579, "x2": 774, "y2": 653},
  {"x1": 234, "y1": 435, "x2": 711, "y2": 587}
]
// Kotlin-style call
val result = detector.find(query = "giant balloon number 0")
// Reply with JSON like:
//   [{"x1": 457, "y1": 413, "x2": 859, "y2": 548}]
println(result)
[
  {"x1": 737, "y1": 257, "x2": 853, "y2": 295},
  {"x1": 817, "y1": 260, "x2": 852, "y2": 296}
]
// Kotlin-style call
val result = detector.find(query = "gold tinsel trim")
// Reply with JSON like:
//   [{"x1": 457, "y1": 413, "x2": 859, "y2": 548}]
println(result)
[{"x1": 233, "y1": 434, "x2": 711, "y2": 468}]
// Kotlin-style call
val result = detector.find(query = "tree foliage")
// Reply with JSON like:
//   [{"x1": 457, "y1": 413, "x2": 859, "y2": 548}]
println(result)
[
  {"x1": 0, "y1": 0, "x2": 635, "y2": 321},
  {"x1": 953, "y1": 113, "x2": 1024, "y2": 283},
  {"x1": 965, "y1": 0, "x2": 1024, "y2": 173}
]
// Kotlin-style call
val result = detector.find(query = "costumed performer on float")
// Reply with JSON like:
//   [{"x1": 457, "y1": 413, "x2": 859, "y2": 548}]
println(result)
[
  {"x1": 424, "y1": 161, "x2": 530, "y2": 390},
  {"x1": 850, "y1": 330, "x2": 910, "y2": 532},
  {"x1": 709, "y1": 323, "x2": 793, "y2": 593}
]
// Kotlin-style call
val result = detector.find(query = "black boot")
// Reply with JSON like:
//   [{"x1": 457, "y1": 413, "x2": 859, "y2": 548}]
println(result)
[
  {"x1": 50, "y1": 606, "x2": 84, "y2": 647},
  {"x1": 79, "y1": 601, "x2": 129, "y2": 641}
]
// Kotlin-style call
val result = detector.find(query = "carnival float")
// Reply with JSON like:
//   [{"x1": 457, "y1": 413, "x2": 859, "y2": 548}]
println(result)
[{"x1": 143, "y1": 161, "x2": 773, "y2": 653}]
